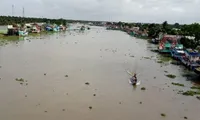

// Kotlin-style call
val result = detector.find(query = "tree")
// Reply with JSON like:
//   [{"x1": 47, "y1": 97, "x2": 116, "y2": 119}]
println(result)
[
  {"x1": 148, "y1": 23, "x2": 161, "y2": 38},
  {"x1": 0, "y1": 16, "x2": 72, "y2": 26},
  {"x1": 174, "y1": 23, "x2": 180, "y2": 29},
  {"x1": 162, "y1": 21, "x2": 168, "y2": 33}
]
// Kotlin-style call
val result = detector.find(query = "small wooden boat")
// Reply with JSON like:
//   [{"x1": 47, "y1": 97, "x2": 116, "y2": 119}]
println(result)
[
  {"x1": 126, "y1": 70, "x2": 140, "y2": 86},
  {"x1": 129, "y1": 78, "x2": 141, "y2": 86},
  {"x1": 171, "y1": 47, "x2": 185, "y2": 61},
  {"x1": 180, "y1": 49, "x2": 200, "y2": 70}
]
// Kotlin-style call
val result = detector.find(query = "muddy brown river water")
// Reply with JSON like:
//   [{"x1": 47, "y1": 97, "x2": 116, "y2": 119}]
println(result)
[{"x1": 0, "y1": 25, "x2": 200, "y2": 120}]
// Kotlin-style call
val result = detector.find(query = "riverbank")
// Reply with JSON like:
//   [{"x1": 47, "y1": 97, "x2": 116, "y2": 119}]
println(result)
[{"x1": 0, "y1": 30, "x2": 66, "y2": 44}]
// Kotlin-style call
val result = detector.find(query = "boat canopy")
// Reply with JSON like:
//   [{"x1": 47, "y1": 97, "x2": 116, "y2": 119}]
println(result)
[
  {"x1": 176, "y1": 50, "x2": 185, "y2": 54},
  {"x1": 185, "y1": 49, "x2": 200, "y2": 57},
  {"x1": 175, "y1": 44, "x2": 183, "y2": 49},
  {"x1": 164, "y1": 43, "x2": 171, "y2": 48}
]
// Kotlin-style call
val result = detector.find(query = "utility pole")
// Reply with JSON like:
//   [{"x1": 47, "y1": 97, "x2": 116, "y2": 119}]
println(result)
[
  {"x1": 22, "y1": 7, "x2": 25, "y2": 18},
  {"x1": 12, "y1": 5, "x2": 14, "y2": 16}
]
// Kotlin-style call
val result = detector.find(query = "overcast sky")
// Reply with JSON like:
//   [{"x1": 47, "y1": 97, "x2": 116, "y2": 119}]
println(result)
[{"x1": 0, "y1": 0, "x2": 199, "y2": 24}]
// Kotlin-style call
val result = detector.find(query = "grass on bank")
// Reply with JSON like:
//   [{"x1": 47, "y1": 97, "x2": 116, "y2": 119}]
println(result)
[
  {"x1": 165, "y1": 74, "x2": 176, "y2": 79},
  {"x1": 171, "y1": 82, "x2": 184, "y2": 87}
]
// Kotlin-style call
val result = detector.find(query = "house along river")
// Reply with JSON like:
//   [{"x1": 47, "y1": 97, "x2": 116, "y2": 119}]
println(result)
[{"x1": 0, "y1": 25, "x2": 199, "y2": 120}]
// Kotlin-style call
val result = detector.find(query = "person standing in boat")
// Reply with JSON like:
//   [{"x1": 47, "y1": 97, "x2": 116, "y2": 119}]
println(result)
[
  {"x1": 133, "y1": 73, "x2": 137, "y2": 83},
  {"x1": 131, "y1": 73, "x2": 137, "y2": 85}
]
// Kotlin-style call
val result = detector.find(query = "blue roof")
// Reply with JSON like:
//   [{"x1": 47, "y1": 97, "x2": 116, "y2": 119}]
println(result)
[
  {"x1": 185, "y1": 49, "x2": 200, "y2": 57},
  {"x1": 172, "y1": 49, "x2": 185, "y2": 54}
]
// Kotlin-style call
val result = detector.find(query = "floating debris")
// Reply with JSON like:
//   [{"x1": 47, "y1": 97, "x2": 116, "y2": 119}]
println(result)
[
  {"x1": 119, "y1": 102, "x2": 122, "y2": 104},
  {"x1": 62, "y1": 109, "x2": 65, "y2": 111},
  {"x1": 130, "y1": 55, "x2": 134, "y2": 58},
  {"x1": 164, "y1": 71, "x2": 168, "y2": 73},
  {"x1": 177, "y1": 90, "x2": 184, "y2": 94},
  {"x1": 143, "y1": 57, "x2": 151, "y2": 59},
  {"x1": 184, "y1": 117, "x2": 188, "y2": 119},
  {"x1": 157, "y1": 61, "x2": 163, "y2": 63},
  {"x1": 161, "y1": 113, "x2": 166, "y2": 117},
  {"x1": 182, "y1": 90, "x2": 200, "y2": 96},
  {"x1": 44, "y1": 73, "x2": 47, "y2": 76},
  {"x1": 165, "y1": 74, "x2": 176, "y2": 79},
  {"x1": 85, "y1": 82, "x2": 90, "y2": 85},
  {"x1": 93, "y1": 94, "x2": 96, "y2": 96},
  {"x1": 139, "y1": 102, "x2": 142, "y2": 104},
  {"x1": 15, "y1": 78, "x2": 25, "y2": 82},
  {"x1": 191, "y1": 86, "x2": 200, "y2": 90},
  {"x1": 171, "y1": 82, "x2": 184, "y2": 87},
  {"x1": 89, "y1": 106, "x2": 92, "y2": 110},
  {"x1": 65, "y1": 75, "x2": 69, "y2": 77},
  {"x1": 44, "y1": 111, "x2": 47, "y2": 113},
  {"x1": 15, "y1": 78, "x2": 28, "y2": 86},
  {"x1": 154, "y1": 77, "x2": 156, "y2": 79},
  {"x1": 141, "y1": 87, "x2": 146, "y2": 90}
]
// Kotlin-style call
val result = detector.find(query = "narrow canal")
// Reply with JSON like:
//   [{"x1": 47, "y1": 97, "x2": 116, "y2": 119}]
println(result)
[{"x1": 0, "y1": 25, "x2": 199, "y2": 120}]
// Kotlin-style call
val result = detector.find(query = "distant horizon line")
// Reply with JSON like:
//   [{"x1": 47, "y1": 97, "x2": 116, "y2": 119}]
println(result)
[{"x1": 0, "y1": 15, "x2": 199, "y2": 25}]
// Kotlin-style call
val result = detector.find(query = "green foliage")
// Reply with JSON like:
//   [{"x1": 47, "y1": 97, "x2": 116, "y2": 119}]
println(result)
[
  {"x1": 162, "y1": 21, "x2": 168, "y2": 32},
  {"x1": 15, "y1": 78, "x2": 24, "y2": 82},
  {"x1": 180, "y1": 23, "x2": 200, "y2": 48},
  {"x1": 148, "y1": 23, "x2": 161, "y2": 38},
  {"x1": 141, "y1": 87, "x2": 146, "y2": 90},
  {"x1": 182, "y1": 90, "x2": 200, "y2": 96},
  {"x1": 191, "y1": 86, "x2": 200, "y2": 90},
  {"x1": 165, "y1": 74, "x2": 176, "y2": 79},
  {"x1": 161, "y1": 113, "x2": 166, "y2": 117},
  {"x1": 174, "y1": 23, "x2": 180, "y2": 29},
  {"x1": 171, "y1": 82, "x2": 184, "y2": 87},
  {"x1": 0, "y1": 16, "x2": 68, "y2": 25}
]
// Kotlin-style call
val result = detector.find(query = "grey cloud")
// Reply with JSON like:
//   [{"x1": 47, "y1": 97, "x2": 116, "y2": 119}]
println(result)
[{"x1": 0, "y1": 0, "x2": 199, "y2": 23}]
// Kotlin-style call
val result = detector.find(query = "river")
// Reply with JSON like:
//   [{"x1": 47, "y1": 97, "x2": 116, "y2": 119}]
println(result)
[{"x1": 0, "y1": 25, "x2": 199, "y2": 120}]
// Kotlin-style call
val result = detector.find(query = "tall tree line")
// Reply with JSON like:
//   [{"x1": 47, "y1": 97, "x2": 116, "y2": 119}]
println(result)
[{"x1": 0, "y1": 16, "x2": 69, "y2": 26}]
